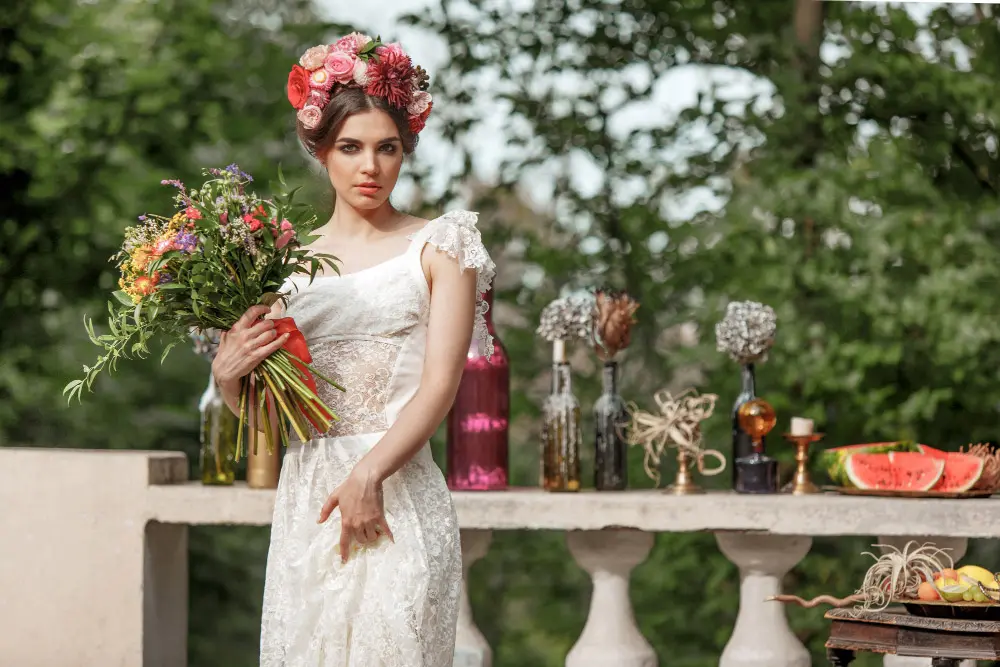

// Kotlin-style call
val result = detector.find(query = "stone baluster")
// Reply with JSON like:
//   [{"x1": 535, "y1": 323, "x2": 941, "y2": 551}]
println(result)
[
  {"x1": 716, "y1": 533, "x2": 812, "y2": 667},
  {"x1": 453, "y1": 529, "x2": 494, "y2": 667},
  {"x1": 565, "y1": 529, "x2": 657, "y2": 667},
  {"x1": 877, "y1": 537, "x2": 974, "y2": 667}
]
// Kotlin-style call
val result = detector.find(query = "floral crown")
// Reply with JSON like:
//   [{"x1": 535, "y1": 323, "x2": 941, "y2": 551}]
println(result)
[{"x1": 287, "y1": 33, "x2": 433, "y2": 137}]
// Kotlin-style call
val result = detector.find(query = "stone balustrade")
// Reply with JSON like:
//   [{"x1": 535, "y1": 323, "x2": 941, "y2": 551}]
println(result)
[{"x1": 2, "y1": 447, "x2": 998, "y2": 667}]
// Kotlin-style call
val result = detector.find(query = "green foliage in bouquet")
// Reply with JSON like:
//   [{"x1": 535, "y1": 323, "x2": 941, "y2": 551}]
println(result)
[{"x1": 64, "y1": 165, "x2": 342, "y2": 458}]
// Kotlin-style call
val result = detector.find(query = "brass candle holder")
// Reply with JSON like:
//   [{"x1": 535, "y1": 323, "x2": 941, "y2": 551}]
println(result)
[
  {"x1": 782, "y1": 433, "x2": 823, "y2": 495},
  {"x1": 667, "y1": 448, "x2": 704, "y2": 495}
]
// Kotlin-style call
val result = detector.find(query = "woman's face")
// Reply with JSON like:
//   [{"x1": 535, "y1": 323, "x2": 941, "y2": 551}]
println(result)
[{"x1": 323, "y1": 108, "x2": 404, "y2": 211}]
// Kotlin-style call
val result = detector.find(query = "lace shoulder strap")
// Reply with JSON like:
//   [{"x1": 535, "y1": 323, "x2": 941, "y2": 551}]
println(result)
[{"x1": 410, "y1": 210, "x2": 497, "y2": 358}]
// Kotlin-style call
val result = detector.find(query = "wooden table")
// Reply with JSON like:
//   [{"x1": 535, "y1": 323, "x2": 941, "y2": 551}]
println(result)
[{"x1": 825, "y1": 607, "x2": 1000, "y2": 666}]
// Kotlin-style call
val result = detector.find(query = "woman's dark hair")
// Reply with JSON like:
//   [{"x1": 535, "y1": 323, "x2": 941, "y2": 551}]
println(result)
[{"x1": 296, "y1": 87, "x2": 417, "y2": 159}]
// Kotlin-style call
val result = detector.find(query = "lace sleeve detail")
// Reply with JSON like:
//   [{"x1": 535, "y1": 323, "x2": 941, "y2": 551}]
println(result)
[{"x1": 423, "y1": 210, "x2": 497, "y2": 358}]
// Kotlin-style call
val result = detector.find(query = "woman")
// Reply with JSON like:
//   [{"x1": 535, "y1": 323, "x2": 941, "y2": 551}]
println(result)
[{"x1": 210, "y1": 33, "x2": 495, "y2": 666}]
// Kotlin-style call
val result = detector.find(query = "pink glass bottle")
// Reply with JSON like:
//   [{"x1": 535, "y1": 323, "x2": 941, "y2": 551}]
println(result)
[{"x1": 446, "y1": 289, "x2": 510, "y2": 490}]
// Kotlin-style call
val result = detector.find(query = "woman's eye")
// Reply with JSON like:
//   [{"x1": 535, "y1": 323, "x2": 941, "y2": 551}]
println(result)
[
  {"x1": 340, "y1": 145, "x2": 358, "y2": 153},
  {"x1": 379, "y1": 145, "x2": 397, "y2": 154}
]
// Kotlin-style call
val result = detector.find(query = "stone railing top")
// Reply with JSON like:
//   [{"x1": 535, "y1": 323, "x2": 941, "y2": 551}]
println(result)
[
  {"x1": 8, "y1": 447, "x2": 1000, "y2": 538},
  {"x1": 146, "y1": 479, "x2": 1000, "y2": 538}
]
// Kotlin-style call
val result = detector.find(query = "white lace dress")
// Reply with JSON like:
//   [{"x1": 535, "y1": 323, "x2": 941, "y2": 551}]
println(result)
[{"x1": 259, "y1": 210, "x2": 495, "y2": 667}]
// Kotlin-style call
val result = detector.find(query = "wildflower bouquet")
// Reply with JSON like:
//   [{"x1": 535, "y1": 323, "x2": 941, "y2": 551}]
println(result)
[{"x1": 64, "y1": 164, "x2": 342, "y2": 459}]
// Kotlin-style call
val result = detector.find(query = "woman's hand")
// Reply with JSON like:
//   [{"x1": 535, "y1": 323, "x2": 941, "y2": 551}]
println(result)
[
  {"x1": 317, "y1": 464, "x2": 394, "y2": 563},
  {"x1": 211, "y1": 304, "x2": 289, "y2": 389}
]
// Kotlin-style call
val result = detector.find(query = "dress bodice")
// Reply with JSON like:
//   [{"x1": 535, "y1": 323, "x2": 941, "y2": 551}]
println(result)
[{"x1": 280, "y1": 210, "x2": 495, "y2": 440}]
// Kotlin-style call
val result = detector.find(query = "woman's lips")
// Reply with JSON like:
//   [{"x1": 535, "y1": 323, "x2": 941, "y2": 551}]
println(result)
[{"x1": 356, "y1": 183, "x2": 381, "y2": 196}]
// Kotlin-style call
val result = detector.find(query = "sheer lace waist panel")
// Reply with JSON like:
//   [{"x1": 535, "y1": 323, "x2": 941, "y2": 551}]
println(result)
[{"x1": 305, "y1": 336, "x2": 401, "y2": 439}]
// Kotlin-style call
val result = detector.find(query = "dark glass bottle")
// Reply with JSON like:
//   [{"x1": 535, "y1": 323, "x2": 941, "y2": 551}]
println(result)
[
  {"x1": 446, "y1": 289, "x2": 510, "y2": 491},
  {"x1": 594, "y1": 360, "x2": 628, "y2": 490},
  {"x1": 541, "y1": 359, "x2": 582, "y2": 492},
  {"x1": 730, "y1": 363, "x2": 759, "y2": 487}
]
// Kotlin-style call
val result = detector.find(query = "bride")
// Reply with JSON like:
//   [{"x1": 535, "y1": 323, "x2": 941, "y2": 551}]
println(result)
[{"x1": 210, "y1": 32, "x2": 495, "y2": 666}]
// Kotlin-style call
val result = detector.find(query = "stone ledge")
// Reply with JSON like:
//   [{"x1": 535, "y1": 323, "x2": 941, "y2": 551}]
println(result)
[{"x1": 145, "y1": 482, "x2": 1000, "y2": 537}]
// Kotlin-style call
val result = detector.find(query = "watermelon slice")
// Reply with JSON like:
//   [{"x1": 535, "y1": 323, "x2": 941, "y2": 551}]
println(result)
[
  {"x1": 845, "y1": 452, "x2": 944, "y2": 491},
  {"x1": 931, "y1": 453, "x2": 985, "y2": 493},
  {"x1": 820, "y1": 442, "x2": 920, "y2": 485},
  {"x1": 916, "y1": 444, "x2": 949, "y2": 459}
]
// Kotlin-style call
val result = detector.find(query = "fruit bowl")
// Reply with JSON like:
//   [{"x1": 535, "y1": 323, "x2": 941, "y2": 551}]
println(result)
[{"x1": 900, "y1": 599, "x2": 1000, "y2": 621}]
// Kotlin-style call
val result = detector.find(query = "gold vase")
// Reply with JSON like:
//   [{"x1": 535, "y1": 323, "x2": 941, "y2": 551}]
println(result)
[{"x1": 247, "y1": 436, "x2": 281, "y2": 489}]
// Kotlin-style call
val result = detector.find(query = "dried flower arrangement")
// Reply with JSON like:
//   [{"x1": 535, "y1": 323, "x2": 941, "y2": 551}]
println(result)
[{"x1": 592, "y1": 289, "x2": 639, "y2": 361}]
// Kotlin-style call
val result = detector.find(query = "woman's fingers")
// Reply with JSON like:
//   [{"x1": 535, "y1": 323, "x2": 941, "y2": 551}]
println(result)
[
  {"x1": 253, "y1": 333, "x2": 290, "y2": 362},
  {"x1": 377, "y1": 518, "x2": 394, "y2": 543},
  {"x1": 234, "y1": 304, "x2": 271, "y2": 331},
  {"x1": 247, "y1": 324, "x2": 278, "y2": 349}
]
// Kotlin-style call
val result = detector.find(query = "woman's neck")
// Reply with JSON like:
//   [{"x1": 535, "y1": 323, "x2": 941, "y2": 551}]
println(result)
[{"x1": 323, "y1": 200, "x2": 406, "y2": 240}]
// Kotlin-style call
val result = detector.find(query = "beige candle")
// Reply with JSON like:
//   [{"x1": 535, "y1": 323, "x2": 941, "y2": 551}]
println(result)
[{"x1": 790, "y1": 417, "x2": 814, "y2": 437}]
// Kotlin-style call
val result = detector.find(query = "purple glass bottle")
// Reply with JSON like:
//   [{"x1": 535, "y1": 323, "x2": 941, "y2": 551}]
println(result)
[{"x1": 446, "y1": 289, "x2": 510, "y2": 490}]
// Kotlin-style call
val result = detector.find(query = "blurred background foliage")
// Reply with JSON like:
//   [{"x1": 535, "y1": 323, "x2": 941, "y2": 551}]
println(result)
[{"x1": 2, "y1": 0, "x2": 999, "y2": 666}]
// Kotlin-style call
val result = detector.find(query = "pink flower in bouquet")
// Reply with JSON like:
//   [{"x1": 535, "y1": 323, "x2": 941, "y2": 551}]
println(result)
[
  {"x1": 366, "y1": 49, "x2": 414, "y2": 108},
  {"x1": 324, "y1": 51, "x2": 356, "y2": 84},
  {"x1": 152, "y1": 236, "x2": 175, "y2": 257},
  {"x1": 184, "y1": 206, "x2": 202, "y2": 220},
  {"x1": 276, "y1": 220, "x2": 295, "y2": 249},
  {"x1": 299, "y1": 45, "x2": 329, "y2": 71}
]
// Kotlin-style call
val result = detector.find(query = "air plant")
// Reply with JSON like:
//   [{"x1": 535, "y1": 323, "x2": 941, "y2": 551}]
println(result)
[
  {"x1": 961, "y1": 443, "x2": 1000, "y2": 492},
  {"x1": 769, "y1": 541, "x2": 954, "y2": 613}
]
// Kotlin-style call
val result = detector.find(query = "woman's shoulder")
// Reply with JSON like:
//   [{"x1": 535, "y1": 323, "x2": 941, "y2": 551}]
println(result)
[{"x1": 410, "y1": 209, "x2": 480, "y2": 233}]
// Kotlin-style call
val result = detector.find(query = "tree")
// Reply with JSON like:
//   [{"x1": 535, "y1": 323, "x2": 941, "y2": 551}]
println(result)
[
  {"x1": 1, "y1": 1, "x2": 346, "y2": 664},
  {"x1": 408, "y1": 1, "x2": 1000, "y2": 665}
]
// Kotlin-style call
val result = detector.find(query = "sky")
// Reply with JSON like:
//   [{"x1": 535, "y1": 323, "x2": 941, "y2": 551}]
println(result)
[{"x1": 312, "y1": 0, "x2": 952, "y2": 216}]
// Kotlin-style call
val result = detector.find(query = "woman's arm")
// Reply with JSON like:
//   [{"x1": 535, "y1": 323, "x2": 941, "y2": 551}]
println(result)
[
  {"x1": 317, "y1": 247, "x2": 479, "y2": 559},
  {"x1": 356, "y1": 248, "x2": 477, "y2": 483}
]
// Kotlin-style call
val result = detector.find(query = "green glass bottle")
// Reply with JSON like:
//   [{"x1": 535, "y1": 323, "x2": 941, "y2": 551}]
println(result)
[{"x1": 199, "y1": 373, "x2": 237, "y2": 485}]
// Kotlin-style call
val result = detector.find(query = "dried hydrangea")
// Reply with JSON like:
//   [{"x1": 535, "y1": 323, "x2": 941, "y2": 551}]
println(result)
[
  {"x1": 537, "y1": 293, "x2": 595, "y2": 342},
  {"x1": 714, "y1": 300, "x2": 777, "y2": 364}
]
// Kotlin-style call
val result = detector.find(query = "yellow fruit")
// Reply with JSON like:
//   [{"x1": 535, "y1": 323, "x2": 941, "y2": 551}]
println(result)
[
  {"x1": 957, "y1": 565, "x2": 1000, "y2": 590},
  {"x1": 935, "y1": 575, "x2": 973, "y2": 602}
]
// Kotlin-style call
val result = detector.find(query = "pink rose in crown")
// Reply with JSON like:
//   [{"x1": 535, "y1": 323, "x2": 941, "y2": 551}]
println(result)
[
  {"x1": 325, "y1": 51, "x2": 356, "y2": 84},
  {"x1": 353, "y1": 59, "x2": 369, "y2": 86},
  {"x1": 296, "y1": 105, "x2": 322, "y2": 129},
  {"x1": 299, "y1": 45, "x2": 329, "y2": 71},
  {"x1": 335, "y1": 32, "x2": 371, "y2": 55}
]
